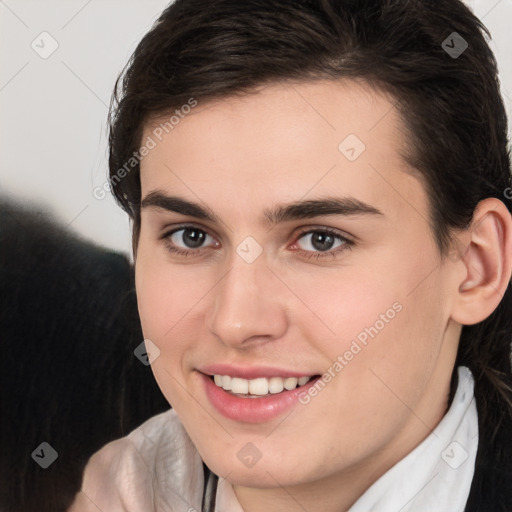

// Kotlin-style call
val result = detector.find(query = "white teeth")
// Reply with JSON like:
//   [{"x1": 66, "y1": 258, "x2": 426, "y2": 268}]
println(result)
[
  {"x1": 222, "y1": 375, "x2": 232, "y2": 391},
  {"x1": 268, "y1": 377, "x2": 284, "y2": 394},
  {"x1": 248, "y1": 378, "x2": 269, "y2": 396},
  {"x1": 283, "y1": 377, "x2": 298, "y2": 390},
  {"x1": 212, "y1": 374, "x2": 312, "y2": 396},
  {"x1": 230, "y1": 377, "x2": 249, "y2": 394}
]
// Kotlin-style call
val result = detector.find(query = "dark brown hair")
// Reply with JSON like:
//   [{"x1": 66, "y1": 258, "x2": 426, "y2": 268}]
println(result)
[{"x1": 107, "y1": 0, "x2": 512, "y2": 506}]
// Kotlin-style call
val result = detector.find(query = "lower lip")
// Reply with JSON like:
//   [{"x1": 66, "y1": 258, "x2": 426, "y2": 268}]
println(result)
[{"x1": 199, "y1": 372, "x2": 320, "y2": 423}]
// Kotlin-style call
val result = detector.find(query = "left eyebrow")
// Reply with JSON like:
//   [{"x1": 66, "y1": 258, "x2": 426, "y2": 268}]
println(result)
[{"x1": 263, "y1": 197, "x2": 384, "y2": 225}]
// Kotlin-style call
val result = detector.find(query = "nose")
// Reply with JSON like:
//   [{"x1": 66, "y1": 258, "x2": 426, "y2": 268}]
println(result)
[{"x1": 206, "y1": 254, "x2": 288, "y2": 349}]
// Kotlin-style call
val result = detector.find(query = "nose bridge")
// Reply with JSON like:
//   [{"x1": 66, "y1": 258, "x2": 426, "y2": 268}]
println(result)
[{"x1": 207, "y1": 252, "x2": 287, "y2": 347}]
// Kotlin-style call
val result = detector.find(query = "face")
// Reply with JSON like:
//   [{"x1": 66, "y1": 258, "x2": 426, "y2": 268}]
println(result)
[{"x1": 135, "y1": 80, "x2": 461, "y2": 493}]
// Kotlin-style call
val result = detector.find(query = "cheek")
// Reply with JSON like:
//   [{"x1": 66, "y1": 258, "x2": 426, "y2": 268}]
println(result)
[
  {"x1": 281, "y1": 262, "x2": 404, "y2": 359},
  {"x1": 135, "y1": 254, "x2": 207, "y2": 340},
  {"x1": 287, "y1": 250, "x2": 448, "y2": 411},
  {"x1": 134, "y1": 250, "x2": 212, "y2": 402}
]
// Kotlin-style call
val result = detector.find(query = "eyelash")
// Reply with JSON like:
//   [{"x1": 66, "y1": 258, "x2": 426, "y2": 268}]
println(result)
[{"x1": 161, "y1": 225, "x2": 354, "y2": 260}]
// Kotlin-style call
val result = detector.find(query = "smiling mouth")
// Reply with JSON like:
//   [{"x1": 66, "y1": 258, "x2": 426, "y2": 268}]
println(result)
[{"x1": 211, "y1": 374, "x2": 320, "y2": 397}]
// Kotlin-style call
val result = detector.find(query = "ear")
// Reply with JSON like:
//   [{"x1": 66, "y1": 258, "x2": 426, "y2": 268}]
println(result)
[{"x1": 450, "y1": 198, "x2": 512, "y2": 326}]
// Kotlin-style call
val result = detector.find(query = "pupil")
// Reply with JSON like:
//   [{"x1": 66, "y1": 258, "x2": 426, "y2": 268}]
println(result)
[
  {"x1": 311, "y1": 232, "x2": 334, "y2": 251},
  {"x1": 183, "y1": 229, "x2": 206, "y2": 248}
]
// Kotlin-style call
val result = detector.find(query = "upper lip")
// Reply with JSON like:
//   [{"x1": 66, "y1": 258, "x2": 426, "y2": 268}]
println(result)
[{"x1": 199, "y1": 364, "x2": 317, "y2": 380}]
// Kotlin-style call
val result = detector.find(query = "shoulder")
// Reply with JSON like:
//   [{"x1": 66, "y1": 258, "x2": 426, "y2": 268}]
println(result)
[{"x1": 68, "y1": 409, "x2": 205, "y2": 512}]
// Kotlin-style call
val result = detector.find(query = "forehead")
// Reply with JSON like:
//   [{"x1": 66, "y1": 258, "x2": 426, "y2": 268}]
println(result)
[{"x1": 139, "y1": 79, "x2": 426, "y2": 224}]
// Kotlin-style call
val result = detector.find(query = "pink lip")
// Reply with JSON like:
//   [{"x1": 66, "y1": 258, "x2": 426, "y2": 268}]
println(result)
[
  {"x1": 198, "y1": 371, "x2": 320, "y2": 423},
  {"x1": 199, "y1": 363, "x2": 314, "y2": 380}
]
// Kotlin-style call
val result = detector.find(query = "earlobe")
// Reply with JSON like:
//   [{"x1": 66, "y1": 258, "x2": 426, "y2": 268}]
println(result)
[{"x1": 450, "y1": 198, "x2": 512, "y2": 326}]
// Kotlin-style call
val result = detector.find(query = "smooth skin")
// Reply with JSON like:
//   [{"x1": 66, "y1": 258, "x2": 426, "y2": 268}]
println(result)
[{"x1": 71, "y1": 79, "x2": 512, "y2": 512}]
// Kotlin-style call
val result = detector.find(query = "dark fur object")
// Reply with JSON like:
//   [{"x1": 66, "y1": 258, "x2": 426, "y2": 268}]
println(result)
[{"x1": 0, "y1": 198, "x2": 169, "y2": 512}]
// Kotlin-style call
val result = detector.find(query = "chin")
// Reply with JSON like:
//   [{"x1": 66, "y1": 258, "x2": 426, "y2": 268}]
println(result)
[
  {"x1": 202, "y1": 449, "x2": 312, "y2": 488},
  {"x1": 216, "y1": 463, "x2": 297, "y2": 487}
]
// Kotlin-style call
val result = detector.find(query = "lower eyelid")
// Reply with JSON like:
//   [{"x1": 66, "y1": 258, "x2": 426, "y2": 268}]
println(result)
[
  {"x1": 296, "y1": 245, "x2": 352, "y2": 264},
  {"x1": 296, "y1": 241, "x2": 351, "y2": 255}
]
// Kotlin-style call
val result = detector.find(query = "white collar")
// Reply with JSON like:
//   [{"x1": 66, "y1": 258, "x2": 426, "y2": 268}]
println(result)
[{"x1": 345, "y1": 366, "x2": 478, "y2": 512}]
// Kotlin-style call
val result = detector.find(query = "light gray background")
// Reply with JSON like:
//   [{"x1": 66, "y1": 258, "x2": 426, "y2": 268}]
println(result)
[{"x1": 1, "y1": 0, "x2": 511, "y2": 257}]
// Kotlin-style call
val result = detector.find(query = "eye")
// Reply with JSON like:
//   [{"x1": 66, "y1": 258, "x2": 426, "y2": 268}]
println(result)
[
  {"x1": 163, "y1": 226, "x2": 219, "y2": 254},
  {"x1": 291, "y1": 228, "x2": 353, "y2": 258}
]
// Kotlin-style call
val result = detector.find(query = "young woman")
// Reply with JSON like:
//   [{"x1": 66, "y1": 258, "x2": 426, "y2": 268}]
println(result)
[{"x1": 69, "y1": 0, "x2": 512, "y2": 510}]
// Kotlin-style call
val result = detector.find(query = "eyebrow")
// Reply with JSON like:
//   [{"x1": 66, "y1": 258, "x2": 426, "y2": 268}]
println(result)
[
  {"x1": 264, "y1": 197, "x2": 383, "y2": 224},
  {"x1": 141, "y1": 190, "x2": 383, "y2": 225}
]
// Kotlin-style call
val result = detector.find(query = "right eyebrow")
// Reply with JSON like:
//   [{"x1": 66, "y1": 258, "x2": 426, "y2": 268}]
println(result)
[{"x1": 140, "y1": 191, "x2": 219, "y2": 223}]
